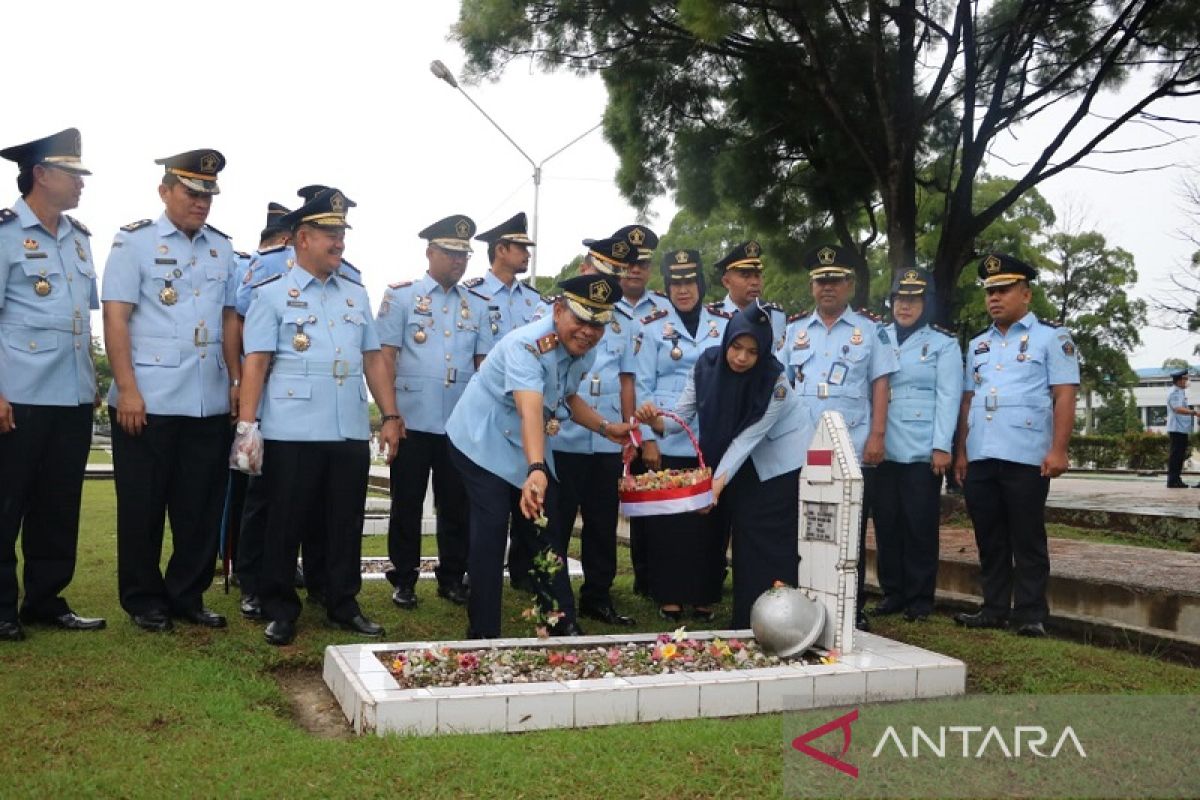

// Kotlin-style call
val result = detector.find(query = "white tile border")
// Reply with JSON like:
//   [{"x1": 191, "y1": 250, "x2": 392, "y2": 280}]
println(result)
[{"x1": 324, "y1": 630, "x2": 966, "y2": 736}]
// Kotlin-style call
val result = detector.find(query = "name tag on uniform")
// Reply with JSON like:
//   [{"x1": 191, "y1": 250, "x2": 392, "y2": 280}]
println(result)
[
  {"x1": 287, "y1": 300, "x2": 308, "y2": 308},
  {"x1": 828, "y1": 361, "x2": 848, "y2": 386},
  {"x1": 24, "y1": 252, "x2": 48, "y2": 259},
  {"x1": 155, "y1": 258, "x2": 177, "y2": 265}
]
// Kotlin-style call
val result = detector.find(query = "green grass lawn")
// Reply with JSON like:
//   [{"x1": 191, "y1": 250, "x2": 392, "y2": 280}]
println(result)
[
  {"x1": 86, "y1": 447, "x2": 112, "y2": 465},
  {"x1": 1, "y1": 482, "x2": 1196, "y2": 798}
]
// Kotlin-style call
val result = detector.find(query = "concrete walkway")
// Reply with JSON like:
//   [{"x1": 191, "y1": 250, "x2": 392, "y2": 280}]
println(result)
[{"x1": 1047, "y1": 473, "x2": 1200, "y2": 519}]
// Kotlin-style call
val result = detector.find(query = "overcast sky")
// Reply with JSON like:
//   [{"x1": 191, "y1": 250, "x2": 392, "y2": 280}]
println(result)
[{"x1": 5, "y1": 0, "x2": 1196, "y2": 367}]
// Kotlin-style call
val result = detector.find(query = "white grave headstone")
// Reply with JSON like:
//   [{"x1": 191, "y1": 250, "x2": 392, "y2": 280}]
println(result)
[{"x1": 796, "y1": 411, "x2": 863, "y2": 654}]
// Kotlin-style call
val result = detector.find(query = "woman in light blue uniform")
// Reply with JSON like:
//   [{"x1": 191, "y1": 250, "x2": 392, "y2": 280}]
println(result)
[
  {"x1": 870, "y1": 269, "x2": 962, "y2": 621},
  {"x1": 632, "y1": 249, "x2": 729, "y2": 622},
  {"x1": 638, "y1": 305, "x2": 810, "y2": 629}
]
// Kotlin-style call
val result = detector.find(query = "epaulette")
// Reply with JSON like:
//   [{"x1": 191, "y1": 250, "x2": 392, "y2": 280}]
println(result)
[
  {"x1": 640, "y1": 308, "x2": 669, "y2": 325},
  {"x1": 857, "y1": 307, "x2": 881, "y2": 323},
  {"x1": 66, "y1": 215, "x2": 91, "y2": 236},
  {"x1": 705, "y1": 302, "x2": 733, "y2": 320},
  {"x1": 970, "y1": 326, "x2": 990, "y2": 340},
  {"x1": 204, "y1": 223, "x2": 231, "y2": 240},
  {"x1": 537, "y1": 333, "x2": 559, "y2": 354},
  {"x1": 787, "y1": 311, "x2": 808, "y2": 324},
  {"x1": 258, "y1": 243, "x2": 286, "y2": 255},
  {"x1": 614, "y1": 305, "x2": 633, "y2": 320},
  {"x1": 652, "y1": 290, "x2": 668, "y2": 299},
  {"x1": 540, "y1": 293, "x2": 561, "y2": 305},
  {"x1": 235, "y1": 250, "x2": 251, "y2": 260},
  {"x1": 467, "y1": 287, "x2": 491, "y2": 302},
  {"x1": 1039, "y1": 317, "x2": 1063, "y2": 328},
  {"x1": 341, "y1": 258, "x2": 358, "y2": 272},
  {"x1": 463, "y1": 276, "x2": 485, "y2": 289},
  {"x1": 762, "y1": 301, "x2": 784, "y2": 313},
  {"x1": 121, "y1": 219, "x2": 152, "y2": 233},
  {"x1": 930, "y1": 323, "x2": 955, "y2": 337},
  {"x1": 388, "y1": 281, "x2": 412, "y2": 290},
  {"x1": 0, "y1": 208, "x2": 16, "y2": 225},
  {"x1": 336, "y1": 269, "x2": 362, "y2": 286},
  {"x1": 252, "y1": 273, "x2": 283, "y2": 289}
]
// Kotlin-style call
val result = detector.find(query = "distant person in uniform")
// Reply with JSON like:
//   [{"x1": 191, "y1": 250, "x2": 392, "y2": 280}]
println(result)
[
  {"x1": 1165, "y1": 368, "x2": 1197, "y2": 488},
  {"x1": 711, "y1": 240, "x2": 787, "y2": 350},
  {"x1": 953, "y1": 254, "x2": 1079, "y2": 638},
  {"x1": 445, "y1": 274, "x2": 632, "y2": 639},
  {"x1": 871, "y1": 268, "x2": 962, "y2": 622},
  {"x1": 0, "y1": 128, "x2": 106, "y2": 641},
  {"x1": 467, "y1": 213, "x2": 542, "y2": 591},
  {"x1": 102, "y1": 149, "x2": 241, "y2": 633},
  {"x1": 375, "y1": 214, "x2": 492, "y2": 610},
  {"x1": 633, "y1": 248, "x2": 730, "y2": 621},
  {"x1": 637, "y1": 304, "x2": 810, "y2": 629},
  {"x1": 235, "y1": 188, "x2": 401, "y2": 646}
]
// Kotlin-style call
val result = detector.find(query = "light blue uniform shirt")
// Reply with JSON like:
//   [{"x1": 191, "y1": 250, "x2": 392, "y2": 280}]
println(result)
[
  {"x1": 883, "y1": 323, "x2": 963, "y2": 463},
  {"x1": 373, "y1": 273, "x2": 493, "y2": 435},
  {"x1": 784, "y1": 308, "x2": 899, "y2": 460},
  {"x1": 665, "y1": 370, "x2": 809, "y2": 481},
  {"x1": 714, "y1": 294, "x2": 788, "y2": 351},
  {"x1": 0, "y1": 199, "x2": 98, "y2": 405},
  {"x1": 963, "y1": 312, "x2": 1079, "y2": 466},
  {"x1": 101, "y1": 215, "x2": 237, "y2": 417},
  {"x1": 634, "y1": 304, "x2": 729, "y2": 457},
  {"x1": 616, "y1": 290, "x2": 669, "y2": 331},
  {"x1": 445, "y1": 314, "x2": 594, "y2": 489},
  {"x1": 1167, "y1": 386, "x2": 1194, "y2": 434},
  {"x1": 467, "y1": 271, "x2": 540, "y2": 340},
  {"x1": 242, "y1": 267, "x2": 379, "y2": 441},
  {"x1": 235, "y1": 244, "x2": 362, "y2": 317}
]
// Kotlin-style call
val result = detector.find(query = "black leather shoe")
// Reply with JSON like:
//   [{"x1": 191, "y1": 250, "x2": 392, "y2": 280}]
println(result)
[
  {"x1": 0, "y1": 621, "x2": 25, "y2": 641},
  {"x1": 855, "y1": 610, "x2": 871, "y2": 631},
  {"x1": 177, "y1": 607, "x2": 227, "y2": 628},
  {"x1": 871, "y1": 599, "x2": 906, "y2": 617},
  {"x1": 331, "y1": 614, "x2": 385, "y2": 638},
  {"x1": 240, "y1": 594, "x2": 263, "y2": 620},
  {"x1": 691, "y1": 607, "x2": 716, "y2": 624},
  {"x1": 264, "y1": 620, "x2": 296, "y2": 646},
  {"x1": 1015, "y1": 622, "x2": 1046, "y2": 637},
  {"x1": 437, "y1": 582, "x2": 469, "y2": 606},
  {"x1": 549, "y1": 619, "x2": 584, "y2": 637},
  {"x1": 954, "y1": 610, "x2": 1007, "y2": 629},
  {"x1": 391, "y1": 587, "x2": 418, "y2": 609},
  {"x1": 903, "y1": 608, "x2": 931, "y2": 622},
  {"x1": 131, "y1": 611, "x2": 174, "y2": 633},
  {"x1": 580, "y1": 603, "x2": 636, "y2": 626},
  {"x1": 658, "y1": 607, "x2": 683, "y2": 623},
  {"x1": 44, "y1": 612, "x2": 106, "y2": 631}
]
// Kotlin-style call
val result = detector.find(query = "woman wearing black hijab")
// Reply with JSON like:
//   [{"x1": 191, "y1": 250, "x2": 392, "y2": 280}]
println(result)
[{"x1": 637, "y1": 305, "x2": 812, "y2": 628}]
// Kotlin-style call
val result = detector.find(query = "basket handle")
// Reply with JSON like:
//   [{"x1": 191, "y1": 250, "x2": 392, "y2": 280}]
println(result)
[{"x1": 622, "y1": 410, "x2": 706, "y2": 476}]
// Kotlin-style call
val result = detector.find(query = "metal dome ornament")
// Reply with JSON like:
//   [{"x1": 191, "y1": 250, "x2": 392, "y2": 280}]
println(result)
[{"x1": 750, "y1": 581, "x2": 826, "y2": 658}]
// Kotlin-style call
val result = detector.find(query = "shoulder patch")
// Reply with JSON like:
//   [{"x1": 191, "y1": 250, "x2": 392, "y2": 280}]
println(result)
[
  {"x1": 705, "y1": 302, "x2": 733, "y2": 320},
  {"x1": 877, "y1": 326, "x2": 891, "y2": 344},
  {"x1": 640, "y1": 308, "x2": 669, "y2": 325},
  {"x1": 856, "y1": 307, "x2": 881, "y2": 322},
  {"x1": 773, "y1": 382, "x2": 788, "y2": 401},
  {"x1": 66, "y1": 215, "x2": 91, "y2": 236},
  {"x1": 463, "y1": 276, "x2": 485, "y2": 288},
  {"x1": 930, "y1": 323, "x2": 955, "y2": 337},
  {"x1": 258, "y1": 243, "x2": 286, "y2": 255},
  {"x1": 614, "y1": 305, "x2": 633, "y2": 320},
  {"x1": 204, "y1": 223, "x2": 231, "y2": 240},
  {"x1": 0, "y1": 208, "x2": 16, "y2": 225},
  {"x1": 388, "y1": 281, "x2": 412, "y2": 290},
  {"x1": 467, "y1": 287, "x2": 491, "y2": 302},
  {"x1": 234, "y1": 250, "x2": 251, "y2": 260},
  {"x1": 252, "y1": 273, "x2": 283, "y2": 289},
  {"x1": 1039, "y1": 317, "x2": 1063, "y2": 328},
  {"x1": 762, "y1": 301, "x2": 784, "y2": 313},
  {"x1": 336, "y1": 269, "x2": 362, "y2": 286},
  {"x1": 540, "y1": 293, "x2": 561, "y2": 305},
  {"x1": 523, "y1": 342, "x2": 541, "y2": 357},
  {"x1": 121, "y1": 219, "x2": 152, "y2": 233},
  {"x1": 652, "y1": 290, "x2": 668, "y2": 299},
  {"x1": 537, "y1": 333, "x2": 559, "y2": 354},
  {"x1": 787, "y1": 311, "x2": 808, "y2": 324}
]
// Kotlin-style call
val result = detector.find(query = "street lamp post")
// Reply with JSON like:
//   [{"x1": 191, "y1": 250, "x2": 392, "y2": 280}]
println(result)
[{"x1": 430, "y1": 59, "x2": 601, "y2": 280}]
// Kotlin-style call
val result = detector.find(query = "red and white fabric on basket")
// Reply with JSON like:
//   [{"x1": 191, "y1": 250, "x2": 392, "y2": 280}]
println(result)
[{"x1": 619, "y1": 411, "x2": 713, "y2": 517}]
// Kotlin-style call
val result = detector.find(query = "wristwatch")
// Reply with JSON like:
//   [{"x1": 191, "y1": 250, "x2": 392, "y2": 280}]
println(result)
[
  {"x1": 527, "y1": 461, "x2": 549, "y2": 478},
  {"x1": 598, "y1": 419, "x2": 609, "y2": 436},
  {"x1": 381, "y1": 415, "x2": 401, "y2": 423},
  {"x1": 235, "y1": 420, "x2": 256, "y2": 435}
]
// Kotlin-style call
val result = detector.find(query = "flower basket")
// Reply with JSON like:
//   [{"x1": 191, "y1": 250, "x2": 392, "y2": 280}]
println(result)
[{"x1": 619, "y1": 411, "x2": 712, "y2": 517}]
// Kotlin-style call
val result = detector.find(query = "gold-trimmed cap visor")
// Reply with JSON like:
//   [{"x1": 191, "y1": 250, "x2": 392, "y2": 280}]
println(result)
[
  {"x1": 563, "y1": 293, "x2": 614, "y2": 324},
  {"x1": 981, "y1": 272, "x2": 1026, "y2": 288}
]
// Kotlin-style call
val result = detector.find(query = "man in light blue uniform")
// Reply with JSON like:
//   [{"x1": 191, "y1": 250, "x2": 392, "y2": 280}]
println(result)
[
  {"x1": 953, "y1": 254, "x2": 1079, "y2": 637},
  {"x1": 236, "y1": 188, "x2": 401, "y2": 646},
  {"x1": 0, "y1": 128, "x2": 106, "y2": 640},
  {"x1": 375, "y1": 214, "x2": 493, "y2": 610},
  {"x1": 446, "y1": 274, "x2": 632, "y2": 639},
  {"x1": 711, "y1": 240, "x2": 788, "y2": 350},
  {"x1": 464, "y1": 211, "x2": 540, "y2": 340},
  {"x1": 871, "y1": 268, "x2": 962, "y2": 622},
  {"x1": 784, "y1": 244, "x2": 898, "y2": 630},
  {"x1": 1165, "y1": 369, "x2": 1197, "y2": 488},
  {"x1": 102, "y1": 149, "x2": 242, "y2": 633},
  {"x1": 467, "y1": 212, "x2": 541, "y2": 589},
  {"x1": 539, "y1": 236, "x2": 641, "y2": 626}
]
